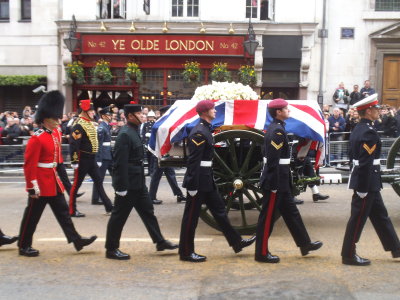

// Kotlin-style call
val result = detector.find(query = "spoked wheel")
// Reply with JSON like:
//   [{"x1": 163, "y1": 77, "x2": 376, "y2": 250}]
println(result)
[
  {"x1": 385, "y1": 136, "x2": 400, "y2": 197},
  {"x1": 199, "y1": 130, "x2": 265, "y2": 235}
]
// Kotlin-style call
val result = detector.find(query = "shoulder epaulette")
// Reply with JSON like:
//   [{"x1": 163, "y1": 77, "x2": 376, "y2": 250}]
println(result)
[{"x1": 34, "y1": 129, "x2": 44, "y2": 136}]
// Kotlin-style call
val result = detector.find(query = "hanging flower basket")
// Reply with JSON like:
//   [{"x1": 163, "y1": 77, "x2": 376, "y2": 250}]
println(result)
[
  {"x1": 91, "y1": 59, "x2": 113, "y2": 83},
  {"x1": 210, "y1": 62, "x2": 232, "y2": 82},
  {"x1": 238, "y1": 65, "x2": 256, "y2": 86},
  {"x1": 125, "y1": 62, "x2": 143, "y2": 83},
  {"x1": 66, "y1": 61, "x2": 85, "y2": 84},
  {"x1": 182, "y1": 61, "x2": 201, "y2": 83}
]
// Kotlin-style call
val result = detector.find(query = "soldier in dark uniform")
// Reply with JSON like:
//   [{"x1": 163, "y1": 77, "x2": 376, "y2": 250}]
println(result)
[
  {"x1": 92, "y1": 106, "x2": 113, "y2": 205},
  {"x1": 0, "y1": 229, "x2": 17, "y2": 247},
  {"x1": 342, "y1": 94, "x2": 400, "y2": 266},
  {"x1": 69, "y1": 100, "x2": 113, "y2": 217},
  {"x1": 18, "y1": 91, "x2": 97, "y2": 257},
  {"x1": 255, "y1": 98, "x2": 322, "y2": 263},
  {"x1": 148, "y1": 106, "x2": 186, "y2": 205},
  {"x1": 179, "y1": 100, "x2": 256, "y2": 262},
  {"x1": 105, "y1": 104, "x2": 178, "y2": 260}
]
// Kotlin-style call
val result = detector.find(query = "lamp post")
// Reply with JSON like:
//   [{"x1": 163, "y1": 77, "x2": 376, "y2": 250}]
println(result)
[
  {"x1": 63, "y1": 15, "x2": 79, "y2": 52},
  {"x1": 243, "y1": 18, "x2": 259, "y2": 56}
]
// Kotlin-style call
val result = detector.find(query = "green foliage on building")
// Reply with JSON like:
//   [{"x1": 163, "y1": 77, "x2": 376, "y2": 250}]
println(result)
[{"x1": 0, "y1": 75, "x2": 47, "y2": 86}]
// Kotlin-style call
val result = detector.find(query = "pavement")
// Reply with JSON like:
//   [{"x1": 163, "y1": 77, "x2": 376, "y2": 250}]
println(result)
[{"x1": 1, "y1": 173, "x2": 400, "y2": 299}]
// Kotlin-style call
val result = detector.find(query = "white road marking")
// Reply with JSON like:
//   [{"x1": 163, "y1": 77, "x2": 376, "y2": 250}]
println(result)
[{"x1": 37, "y1": 238, "x2": 213, "y2": 242}]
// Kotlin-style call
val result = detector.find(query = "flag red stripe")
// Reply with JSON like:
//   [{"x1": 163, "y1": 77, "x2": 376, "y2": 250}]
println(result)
[
  {"x1": 290, "y1": 104, "x2": 325, "y2": 126},
  {"x1": 232, "y1": 100, "x2": 259, "y2": 128}
]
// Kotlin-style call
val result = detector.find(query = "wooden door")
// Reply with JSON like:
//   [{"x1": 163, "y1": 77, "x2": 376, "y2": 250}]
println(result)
[{"x1": 382, "y1": 55, "x2": 400, "y2": 107}]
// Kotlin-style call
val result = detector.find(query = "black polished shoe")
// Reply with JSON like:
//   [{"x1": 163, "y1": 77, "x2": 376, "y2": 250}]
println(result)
[
  {"x1": 177, "y1": 195, "x2": 187, "y2": 203},
  {"x1": 312, "y1": 193, "x2": 329, "y2": 202},
  {"x1": 233, "y1": 235, "x2": 256, "y2": 253},
  {"x1": 391, "y1": 248, "x2": 400, "y2": 258},
  {"x1": 180, "y1": 252, "x2": 207, "y2": 262},
  {"x1": 76, "y1": 192, "x2": 85, "y2": 198},
  {"x1": 152, "y1": 199, "x2": 163, "y2": 205},
  {"x1": 156, "y1": 240, "x2": 178, "y2": 251},
  {"x1": 106, "y1": 249, "x2": 131, "y2": 260},
  {"x1": 300, "y1": 241, "x2": 323, "y2": 256},
  {"x1": 0, "y1": 235, "x2": 18, "y2": 246},
  {"x1": 293, "y1": 197, "x2": 304, "y2": 205},
  {"x1": 74, "y1": 235, "x2": 97, "y2": 251},
  {"x1": 19, "y1": 247, "x2": 39, "y2": 257},
  {"x1": 342, "y1": 254, "x2": 371, "y2": 266},
  {"x1": 70, "y1": 210, "x2": 85, "y2": 218},
  {"x1": 255, "y1": 252, "x2": 280, "y2": 263}
]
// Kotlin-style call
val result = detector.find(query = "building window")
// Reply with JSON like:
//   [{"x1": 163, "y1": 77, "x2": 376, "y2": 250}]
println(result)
[
  {"x1": 21, "y1": 0, "x2": 31, "y2": 20},
  {"x1": 246, "y1": 0, "x2": 258, "y2": 18},
  {"x1": 187, "y1": 0, "x2": 199, "y2": 17},
  {"x1": 172, "y1": 0, "x2": 198, "y2": 17},
  {"x1": 0, "y1": 0, "x2": 10, "y2": 20},
  {"x1": 375, "y1": 0, "x2": 400, "y2": 11},
  {"x1": 98, "y1": 0, "x2": 126, "y2": 19}
]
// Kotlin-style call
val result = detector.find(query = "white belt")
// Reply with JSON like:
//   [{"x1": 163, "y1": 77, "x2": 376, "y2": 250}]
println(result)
[
  {"x1": 200, "y1": 161, "x2": 212, "y2": 167},
  {"x1": 263, "y1": 158, "x2": 290, "y2": 165},
  {"x1": 103, "y1": 142, "x2": 111, "y2": 146},
  {"x1": 353, "y1": 159, "x2": 380, "y2": 166},
  {"x1": 38, "y1": 162, "x2": 57, "y2": 168}
]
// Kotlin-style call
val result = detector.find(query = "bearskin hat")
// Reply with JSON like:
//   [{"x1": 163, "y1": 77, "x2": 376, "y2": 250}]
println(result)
[{"x1": 35, "y1": 90, "x2": 65, "y2": 124}]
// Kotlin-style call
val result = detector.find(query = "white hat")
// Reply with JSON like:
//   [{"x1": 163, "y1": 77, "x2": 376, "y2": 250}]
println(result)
[
  {"x1": 147, "y1": 110, "x2": 156, "y2": 117},
  {"x1": 352, "y1": 93, "x2": 380, "y2": 111}
]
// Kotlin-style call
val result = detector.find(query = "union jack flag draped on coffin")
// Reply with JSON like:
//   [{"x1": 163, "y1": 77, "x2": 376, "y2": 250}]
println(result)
[{"x1": 149, "y1": 99, "x2": 326, "y2": 167}]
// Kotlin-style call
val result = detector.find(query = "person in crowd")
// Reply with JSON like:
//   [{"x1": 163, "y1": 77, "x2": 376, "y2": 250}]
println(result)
[
  {"x1": 148, "y1": 106, "x2": 186, "y2": 204},
  {"x1": 255, "y1": 98, "x2": 322, "y2": 263},
  {"x1": 179, "y1": 100, "x2": 256, "y2": 262},
  {"x1": 18, "y1": 91, "x2": 97, "y2": 257},
  {"x1": 0, "y1": 229, "x2": 18, "y2": 247},
  {"x1": 322, "y1": 105, "x2": 331, "y2": 115},
  {"x1": 328, "y1": 107, "x2": 346, "y2": 163},
  {"x1": 360, "y1": 80, "x2": 376, "y2": 99},
  {"x1": 342, "y1": 93, "x2": 400, "y2": 266},
  {"x1": 346, "y1": 109, "x2": 360, "y2": 132},
  {"x1": 105, "y1": 103, "x2": 178, "y2": 260},
  {"x1": 350, "y1": 84, "x2": 362, "y2": 105},
  {"x1": 68, "y1": 100, "x2": 113, "y2": 217},
  {"x1": 92, "y1": 106, "x2": 114, "y2": 205},
  {"x1": 333, "y1": 82, "x2": 350, "y2": 114},
  {"x1": 2, "y1": 117, "x2": 22, "y2": 145},
  {"x1": 22, "y1": 106, "x2": 33, "y2": 119},
  {"x1": 155, "y1": 110, "x2": 161, "y2": 120},
  {"x1": 375, "y1": 105, "x2": 398, "y2": 137}
]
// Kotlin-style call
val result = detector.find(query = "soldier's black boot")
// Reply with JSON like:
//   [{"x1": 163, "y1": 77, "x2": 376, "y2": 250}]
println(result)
[
  {"x1": 156, "y1": 240, "x2": 178, "y2": 251},
  {"x1": 180, "y1": 252, "x2": 207, "y2": 262},
  {"x1": 177, "y1": 195, "x2": 187, "y2": 203},
  {"x1": 312, "y1": 193, "x2": 329, "y2": 202},
  {"x1": 300, "y1": 241, "x2": 323, "y2": 256},
  {"x1": 71, "y1": 210, "x2": 85, "y2": 218},
  {"x1": 74, "y1": 235, "x2": 97, "y2": 251},
  {"x1": 0, "y1": 235, "x2": 18, "y2": 246},
  {"x1": 255, "y1": 252, "x2": 280, "y2": 263},
  {"x1": 233, "y1": 235, "x2": 256, "y2": 253},
  {"x1": 19, "y1": 247, "x2": 39, "y2": 257},
  {"x1": 106, "y1": 249, "x2": 131, "y2": 260},
  {"x1": 342, "y1": 254, "x2": 371, "y2": 266}
]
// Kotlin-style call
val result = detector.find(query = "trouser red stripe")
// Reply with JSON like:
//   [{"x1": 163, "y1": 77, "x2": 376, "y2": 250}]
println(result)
[
  {"x1": 350, "y1": 194, "x2": 367, "y2": 257},
  {"x1": 261, "y1": 192, "x2": 277, "y2": 256},
  {"x1": 69, "y1": 168, "x2": 79, "y2": 215}
]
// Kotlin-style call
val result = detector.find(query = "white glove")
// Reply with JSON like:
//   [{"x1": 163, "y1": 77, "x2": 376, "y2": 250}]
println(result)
[
  {"x1": 116, "y1": 191, "x2": 128, "y2": 196},
  {"x1": 31, "y1": 180, "x2": 40, "y2": 196},
  {"x1": 145, "y1": 133, "x2": 151, "y2": 138},
  {"x1": 271, "y1": 190, "x2": 277, "y2": 193},
  {"x1": 188, "y1": 190, "x2": 197, "y2": 196},
  {"x1": 71, "y1": 164, "x2": 79, "y2": 170},
  {"x1": 356, "y1": 192, "x2": 368, "y2": 198},
  {"x1": 97, "y1": 162, "x2": 102, "y2": 167}
]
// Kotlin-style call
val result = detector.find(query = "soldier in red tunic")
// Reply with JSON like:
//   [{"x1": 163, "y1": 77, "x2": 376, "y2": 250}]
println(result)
[{"x1": 18, "y1": 91, "x2": 97, "y2": 257}]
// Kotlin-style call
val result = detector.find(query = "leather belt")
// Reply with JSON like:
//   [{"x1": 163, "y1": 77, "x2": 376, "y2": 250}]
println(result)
[
  {"x1": 200, "y1": 161, "x2": 212, "y2": 167},
  {"x1": 103, "y1": 142, "x2": 111, "y2": 146},
  {"x1": 353, "y1": 159, "x2": 380, "y2": 166},
  {"x1": 263, "y1": 158, "x2": 290, "y2": 165},
  {"x1": 38, "y1": 162, "x2": 57, "y2": 168}
]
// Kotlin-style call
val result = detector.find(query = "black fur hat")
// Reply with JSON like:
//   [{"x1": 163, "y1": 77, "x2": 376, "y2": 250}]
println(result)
[{"x1": 35, "y1": 90, "x2": 65, "y2": 124}]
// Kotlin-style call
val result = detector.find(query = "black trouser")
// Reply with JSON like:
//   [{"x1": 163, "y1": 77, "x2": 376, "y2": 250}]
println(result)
[
  {"x1": 149, "y1": 155, "x2": 183, "y2": 200},
  {"x1": 105, "y1": 187, "x2": 164, "y2": 250},
  {"x1": 255, "y1": 190, "x2": 311, "y2": 257},
  {"x1": 341, "y1": 191, "x2": 400, "y2": 258},
  {"x1": 57, "y1": 163, "x2": 72, "y2": 195},
  {"x1": 91, "y1": 159, "x2": 113, "y2": 204},
  {"x1": 69, "y1": 152, "x2": 113, "y2": 215},
  {"x1": 18, "y1": 193, "x2": 81, "y2": 248},
  {"x1": 179, "y1": 189, "x2": 242, "y2": 256}
]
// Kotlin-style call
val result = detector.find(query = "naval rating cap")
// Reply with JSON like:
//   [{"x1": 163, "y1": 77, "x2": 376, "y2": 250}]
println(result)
[{"x1": 353, "y1": 93, "x2": 380, "y2": 111}]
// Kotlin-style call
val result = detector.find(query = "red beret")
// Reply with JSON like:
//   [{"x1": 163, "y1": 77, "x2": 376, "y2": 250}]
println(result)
[
  {"x1": 196, "y1": 100, "x2": 215, "y2": 113},
  {"x1": 79, "y1": 99, "x2": 94, "y2": 111},
  {"x1": 268, "y1": 98, "x2": 288, "y2": 109}
]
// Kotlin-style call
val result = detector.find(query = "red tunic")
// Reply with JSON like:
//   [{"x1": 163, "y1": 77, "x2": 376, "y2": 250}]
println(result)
[{"x1": 24, "y1": 128, "x2": 65, "y2": 196}]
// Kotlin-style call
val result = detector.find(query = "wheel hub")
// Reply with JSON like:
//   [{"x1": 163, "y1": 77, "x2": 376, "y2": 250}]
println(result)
[{"x1": 232, "y1": 178, "x2": 244, "y2": 190}]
